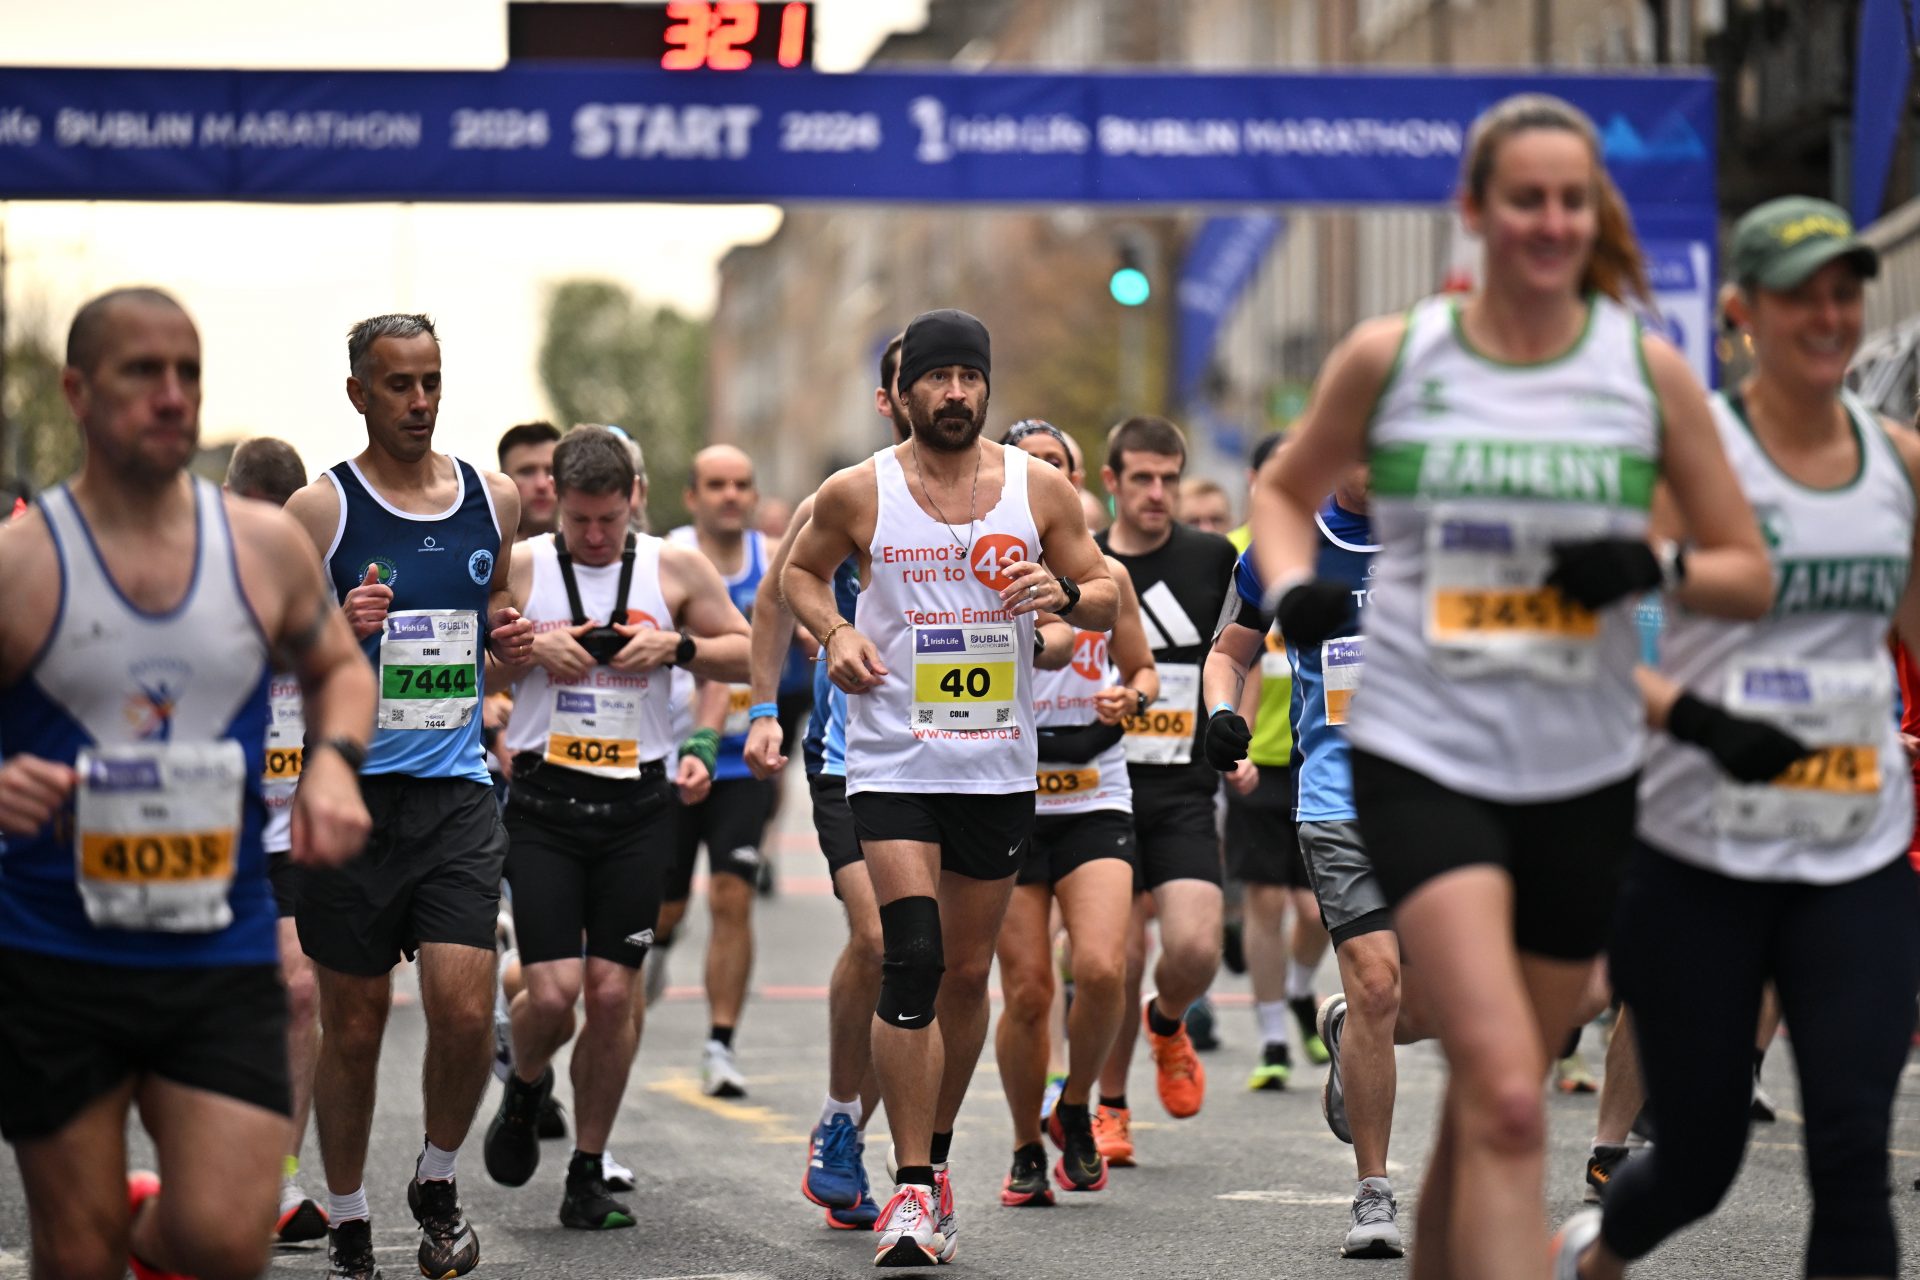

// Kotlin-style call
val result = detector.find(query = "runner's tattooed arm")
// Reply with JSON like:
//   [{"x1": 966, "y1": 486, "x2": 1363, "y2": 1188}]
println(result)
[{"x1": 1006, "y1": 457, "x2": 1116, "y2": 630}]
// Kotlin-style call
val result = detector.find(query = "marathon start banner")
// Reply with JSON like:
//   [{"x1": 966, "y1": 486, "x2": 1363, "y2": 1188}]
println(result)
[{"x1": 0, "y1": 67, "x2": 1711, "y2": 228}]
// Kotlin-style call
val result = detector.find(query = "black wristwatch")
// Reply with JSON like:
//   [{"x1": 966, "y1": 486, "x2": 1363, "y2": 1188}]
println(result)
[
  {"x1": 1055, "y1": 575, "x2": 1082, "y2": 617},
  {"x1": 1133, "y1": 688, "x2": 1151, "y2": 718},
  {"x1": 315, "y1": 736, "x2": 367, "y2": 773},
  {"x1": 670, "y1": 631, "x2": 697, "y2": 667}
]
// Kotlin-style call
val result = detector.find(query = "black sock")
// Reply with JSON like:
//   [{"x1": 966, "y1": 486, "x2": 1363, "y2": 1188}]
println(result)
[
  {"x1": 1753, "y1": 1047, "x2": 1767, "y2": 1075},
  {"x1": 1145, "y1": 1000, "x2": 1182, "y2": 1038},
  {"x1": 568, "y1": 1149, "x2": 601, "y2": 1180},
  {"x1": 1056, "y1": 1101, "x2": 1090, "y2": 1131},
  {"x1": 1560, "y1": 1026, "x2": 1583, "y2": 1060},
  {"x1": 1014, "y1": 1140, "x2": 1044, "y2": 1161},
  {"x1": 929, "y1": 1131, "x2": 953, "y2": 1166},
  {"x1": 709, "y1": 1024, "x2": 735, "y2": 1049},
  {"x1": 1099, "y1": 1094, "x2": 1128, "y2": 1112},
  {"x1": 894, "y1": 1164, "x2": 936, "y2": 1188},
  {"x1": 1263, "y1": 1041, "x2": 1291, "y2": 1067}
]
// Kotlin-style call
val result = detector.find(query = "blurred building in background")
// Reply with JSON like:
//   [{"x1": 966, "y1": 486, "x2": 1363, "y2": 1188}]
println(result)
[{"x1": 710, "y1": 0, "x2": 1912, "y2": 507}]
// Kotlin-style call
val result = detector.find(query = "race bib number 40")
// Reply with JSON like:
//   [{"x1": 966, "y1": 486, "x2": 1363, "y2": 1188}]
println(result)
[
  {"x1": 1713, "y1": 658, "x2": 1888, "y2": 844},
  {"x1": 1424, "y1": 508, "x2": 1604, "y2": 684},
  {"x1": 74, "y1": 741, "x2": 245, "y2": 933},
  {"x1": 379, "y1": 610, "x2": 480, "y2": 731},
  {"x1": 911, "y1": 624, "x2": 1016, "y2": 731},
  {"x1": 1124, "y1": 662, "x2": 1198, "y2": 765}
]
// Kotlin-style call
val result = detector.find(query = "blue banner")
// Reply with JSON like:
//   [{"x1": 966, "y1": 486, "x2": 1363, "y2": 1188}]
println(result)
[
  {"x1": 1852, "y1": 0, "x2": 1917, "y2": 226},
  {"x1": 0, "y1": 66, "x2": 1712, "y2": 229},
  {"x1": 1176, "y1": 214, "x2": 1284, "y2": 406}
]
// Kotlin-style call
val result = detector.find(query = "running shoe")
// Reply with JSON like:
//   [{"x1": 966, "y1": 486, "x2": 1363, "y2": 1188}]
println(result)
[
  {"x1": 827, "y1": 1146, "x2": 882, "y2": 1229},
  {"x1": 277, "y1": 1180, "x2": 330, "y2": 1244},
  {"x1": 559, "y1": 1159, "x2": 636, "y2": 1230},
  {"x1": 127, "y1": 1172, "x2": 187, "y2": 1280},
  {"x1": 1751, "y1": 1068, "x2": 1778, "y2": 1123},
  {"x1": 1144, "y1": 996, "x2": 1206, "y2": 1119},
  {"x1": 643, "y1": 942, "x2": 669, "y2": 1007},
  {"x1": 1343, "y1": 1177, "x2": 1403, "y2": 1259},
  {"x1": 1318, "y1": 994, "x2": 1352, "y2": 1145},
  {"x1": 408, "y1": 1173, "x2": 480, "y2": 1279},
  {"x1": 756, "y1": 856, "x2": 777, "y2": 897},
  {"x1": 1550, "y1": 1207, "x2": 1602, "y2": 1280},
  {"x1": 999, "y1": 1143, "x2": 1054, "y2": 1207},
  {"x1": 1246, "y1": 1042, "x2": 1292, "y2": 1092},
  {"x1": 872, "y1": 1184, "x2": 939, "y2": 1268},
  {"x1": 701, "y1": 1039, "x2": 748, "y2": 1098},
  {"x1": 1184, "y1": 994, "x2": 1220, "y2": 1051},
  {"x1": 932, "y1": 1166, "x2": 958, "y2": 1263},
  {"x1": 1092, "y1": 1104, "x2": 1135, "y2": 1167},
  {"x1": 1555, "y1": 1051, "x2": 1599, "y2": 1094},
  {"x1": 601, "y1": 1151, "x2": 635, "y2": 1192},
  {"x1": 490, "y1": 946, "x2": 516, "y2": 1084},
  {"x1": 803, "y1": 1113, "x2": 863, "y2": 1209},
  {"x1": 1221, "y1": 918, "x2": 1246, "y2": 975},
  {"x1": 1291, "y1": 994, "x2": 1330, "y2": 1065},
  {"x1": 1584, "y1": 1144, "x2": 1630, "y2": 1204},
  {"x1": 324, "y1": 1217, "x2": 383, "y2": 1280},
  {"x1": 1051, "y1": 1109, "x2": 1108, "y2": 1193},
  {"x1": 1039, "y1": 1073, "x2": 1067, "y2": 1126},
  {"x1": 536, "y1": 1093, "x2": 569, "y2": 1140},
  {"x1": 483, "y1": 1066, "x2": 552, "y2": 1187}
]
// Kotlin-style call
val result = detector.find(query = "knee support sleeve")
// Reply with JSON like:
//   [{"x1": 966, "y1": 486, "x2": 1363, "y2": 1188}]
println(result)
[{"x1": 876, "y1": 896, "x2": 944, "y2": 1031}]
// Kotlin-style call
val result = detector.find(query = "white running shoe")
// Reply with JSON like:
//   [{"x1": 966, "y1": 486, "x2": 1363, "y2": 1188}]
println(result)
[
  {"x1": 1342, "y1": 1177, "x2": 1403, "y2": 1258},
  {"x1": 1551, "y1": 1207, "x2": 1603, "y2": 1280},
  {"x1": 700, "y1": 1040, "x2": 747, "y2": 1098},
  {"x1": 602, "y1": 1151, "x2": 635, "y2": 1192},
  {"x1": 932, "y1": 1166, "x2": 957, "y2": 1263},
  {"x1": 873, "y1": 1184, "x2": 939, "y2": 1268}
]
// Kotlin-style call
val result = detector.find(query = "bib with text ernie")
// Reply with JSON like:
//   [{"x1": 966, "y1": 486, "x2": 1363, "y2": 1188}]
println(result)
[{"x1": 379, "y1": 609, "x2": 480, "y2": 731}]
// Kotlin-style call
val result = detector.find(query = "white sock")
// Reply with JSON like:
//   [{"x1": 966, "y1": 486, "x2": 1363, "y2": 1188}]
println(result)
[
  {"x1": 1359, "y1": 1175, "x2": 1392, "y2": 1196},
  {"x1": 417, "y1": 1139, "x2": 459, "y2": 1182},
  {"x1": 1256, "y1": 1000, "x2": 1291, "y2": 1046},
  {"x1": 1286, "y1": 961, "x2": 1316, "y2": 1000},
  {"x1": 327, "y1": 1187, "x2": 370, "y2": 1224},
  {"x1": 820, "y1": 1094, "x2": 862, "y2": 1127}
]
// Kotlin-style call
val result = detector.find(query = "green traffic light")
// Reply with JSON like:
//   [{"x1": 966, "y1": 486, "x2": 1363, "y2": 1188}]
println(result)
[{"x1": 1109, "y1": 267, "x2": 1151, "y2": 307}]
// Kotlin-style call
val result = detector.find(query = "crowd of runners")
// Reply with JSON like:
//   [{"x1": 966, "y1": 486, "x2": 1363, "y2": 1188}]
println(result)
[{"x1": 3, "y1": 91, "x2": 1917, "y2": 1280}]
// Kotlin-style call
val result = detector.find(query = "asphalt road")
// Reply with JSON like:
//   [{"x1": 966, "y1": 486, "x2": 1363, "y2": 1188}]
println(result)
[{"x1": 6, "y1": 775, "x2": 1920, "y2": 1279}]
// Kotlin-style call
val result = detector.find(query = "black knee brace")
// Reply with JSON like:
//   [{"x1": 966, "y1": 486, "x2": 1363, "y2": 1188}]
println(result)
[{"x1": 876, "y1": 896, "x2": 944, "y2": 1030}]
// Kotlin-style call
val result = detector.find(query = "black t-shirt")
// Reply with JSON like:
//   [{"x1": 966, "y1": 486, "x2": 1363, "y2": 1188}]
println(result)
[{"x1": 1096, "y1": 521, "x2": 1239, "y2": 793}]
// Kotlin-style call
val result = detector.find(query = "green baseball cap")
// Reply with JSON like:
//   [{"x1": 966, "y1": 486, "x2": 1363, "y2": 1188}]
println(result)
[{"x1": 1730, "y1": 197, "x2": 1880, "y2": 291}]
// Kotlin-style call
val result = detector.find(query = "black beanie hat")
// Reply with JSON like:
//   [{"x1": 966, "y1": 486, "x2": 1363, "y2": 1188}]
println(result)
[{"x1": 898, "y1": 309, "x2": 990, "y2": 394}]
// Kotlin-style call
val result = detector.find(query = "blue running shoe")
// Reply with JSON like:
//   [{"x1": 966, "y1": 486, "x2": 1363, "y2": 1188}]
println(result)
[
  {"x1": 802, "y1": 1114, "x2": 862, "y2": 1209},
  {"x1": 825, "y1": 1142, "x2": 880, "y2": 1229}
]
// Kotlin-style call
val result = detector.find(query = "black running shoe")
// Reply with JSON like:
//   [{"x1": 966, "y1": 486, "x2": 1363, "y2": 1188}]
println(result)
[
  {"x1": 1584, "y1": 1144, "x2": 1630, "y2": 1204},
  {"x1": 409, "y1": 1176, "x2": 480, "y2": 1279},
  {"x1": 560, "y1": 1160, "x2": 637, "y2": 1230},
  {"x1": 1221, "y1": 919, "x2": 1246, "y2": 975},
  {"x1": 998, "y1": 1143, "x2": 1053, "y2": 1207},
  {"x1": 536, "y1": 1092, "x2": 569, "y2": 1140},
  {"x1": 1051, "y1": 1108, "x2": 1108, "y2": 1193},
  {"x1": 1184, "y1": 995, "x2": 1220, "y2": 1052},
  {"x1": 326, "y1": 1218, "x2": 382, "y2": 1280},
  {"x1": 483, "y1": 1067, "x2": 552, "y2": 1187}
]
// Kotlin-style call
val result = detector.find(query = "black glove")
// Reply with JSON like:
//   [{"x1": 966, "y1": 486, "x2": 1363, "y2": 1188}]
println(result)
[
  {"x1": 1037, "y1": 721, "x2": 1126, "y2": 765},
  {"x1": 1272, "y1": 579, "x2": 1351, "y2": 652},
  {"x1": 1544, "y1": 538, "x2": 1662, "y2": 610},
  {"x1": 1667, "y1": 692, "x2": 1813, "y2": 783},
  {"x1": 1203, "y1": 708, "x2": 1253, "y2": 771}
]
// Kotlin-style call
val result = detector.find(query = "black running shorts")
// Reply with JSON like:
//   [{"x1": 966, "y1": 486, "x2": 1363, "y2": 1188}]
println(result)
[
  {"x1": 810, "y1": 773, "x2": 864, "y2": 887},
  {"x1": 848, "y1": 788, "x2": 1034, "y2": 881},
  {"x1": 1224, "y1": 766, "x2": 1309, "y2": 888},
  {"x1": 267, "y1": 849, "x2": 300, "y2": 918},
  {"x1": 1020, "y1": 809, "x2": 1137, "y2": 886},
  {"x1": 504, "y1": 763, "x2": 673, "y2": 968},
  {"x1": 1349, "y1": 748, "x2": 1636, "y2": 961},
  {"x1": 1129, "y1": 771, "x2": 1223, "y2": 891},
  {"x1": 666, "y1": 776, "x2": 778, "y2": 902},
  {"x1": 0, "y1": 946, "x2": 289, "y2": 1142},
  {"x1": 296, "y1": 775, "x2": 506, "y2": 977}
]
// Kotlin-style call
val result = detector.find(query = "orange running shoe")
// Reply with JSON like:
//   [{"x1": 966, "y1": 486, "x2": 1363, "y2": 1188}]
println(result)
[
  {"x1": 126, "y1": 1172, "x2": 191, "y2": 1280},
  {"x1": 1092, "y1": 1104, "x2": 1135, "y2": 1167},
  {"x1": 1144, "y1": 996, "x2": 1207, "y2": 1119}
]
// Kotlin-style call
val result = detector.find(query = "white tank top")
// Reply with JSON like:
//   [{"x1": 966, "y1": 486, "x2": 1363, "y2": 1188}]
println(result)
[
  {"x1": 262, "y1": 676, "x2": 303, "y2": 853},
  {"x1": 1639, "y1": 391, "x2": 1915, "y2": 882},
  {"x1": 846, "y1": 443, "x2": 1040, "y2": 795},
  {"x1": 503, "y1": 533, "x2": 677, "y2": 776},
  {"x1": 1347, "y1": 294, "x2": 1660, "y2": 802},
  {"x1": 1033, "y1": 629, "x2": 1133, "y2": 815}
]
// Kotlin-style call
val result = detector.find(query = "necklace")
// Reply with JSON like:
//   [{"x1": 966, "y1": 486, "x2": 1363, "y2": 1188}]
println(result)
[{"x1": 910, "y1": 437, "x2": 982, "y2": 560}]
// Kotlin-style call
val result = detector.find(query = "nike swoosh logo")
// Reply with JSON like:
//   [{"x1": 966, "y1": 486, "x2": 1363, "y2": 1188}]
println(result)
[
  {"x1": 1008, "y1": 843, "x2": 1020, "y2": 858},
  {"x1": 897, "y1": 1012, "x2": 916, "y2": 1022}
]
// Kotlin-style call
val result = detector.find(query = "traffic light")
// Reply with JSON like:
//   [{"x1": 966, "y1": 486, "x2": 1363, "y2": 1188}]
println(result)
[{"x1": 1109, "y1": 241, "x2": 1151, "y2": 307}]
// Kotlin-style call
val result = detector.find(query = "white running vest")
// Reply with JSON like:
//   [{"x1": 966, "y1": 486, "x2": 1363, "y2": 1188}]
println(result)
[
  {"x1": 262, "y1": 676, "x2": 303, "y2": 853},
  {"x1": 503, "y1": 533, "x2": 677, "y2": 776},
  {"x1": 1639, "y1": 391, "x2": 1915, "y2": 883},
  {"x1": 1033, "y1": 629, "x2": 1133, "y2": 815},
  {"x1": 1348, "y1": 294, "x2": 1661, "y2": 802},
  {"x1": 846, "y1": 443, "x2": 1040, "y2": 795}
]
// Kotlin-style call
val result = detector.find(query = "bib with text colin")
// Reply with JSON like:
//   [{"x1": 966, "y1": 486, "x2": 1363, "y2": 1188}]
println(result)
[{"x1": 911, "y1": 623, "x2": 1016, "y2": 731}]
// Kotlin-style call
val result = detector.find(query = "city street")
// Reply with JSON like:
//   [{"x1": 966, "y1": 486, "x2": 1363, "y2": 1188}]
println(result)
[{"x1": 4, "y1": 777, "x2": 1920, "y2": 1279}]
